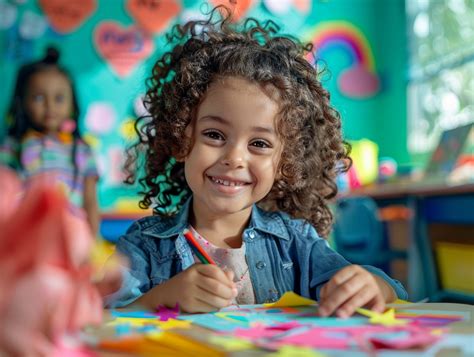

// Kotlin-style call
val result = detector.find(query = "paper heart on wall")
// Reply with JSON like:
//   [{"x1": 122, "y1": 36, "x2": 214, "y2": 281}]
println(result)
[
  {"x1": 39, "y1": 0, "x2": 96, "y2": 34},
  {"x1": 94, "y1": 21, "x2": 154, "y2": 78},
  {"x1": 126, "y1": 0, "x2": 181, "y2": 34},
  {"x1": 210, "y1": 0, "x2": 255, "y2": 22}
]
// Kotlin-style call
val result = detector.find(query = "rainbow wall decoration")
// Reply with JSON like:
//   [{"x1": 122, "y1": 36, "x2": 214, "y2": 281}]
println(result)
[{"x1": 304, "y1": 21, "x2": 380, "y2": 99}]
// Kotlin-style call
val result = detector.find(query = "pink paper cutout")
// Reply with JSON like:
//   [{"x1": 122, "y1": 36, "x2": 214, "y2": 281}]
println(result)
[
  {"x1": 85, "y1": 102, "x2": 116, "y2": 134},
  {"x1": 0, "y1": 168, "x2": 103, "y2": 356},
  {"x1": 93, "y1": 21, "x2": 154, "y2": 78},
  {"x1": 234, "y1": 324, "x2": 286, "y2": 340},
  {"x1": 270, "y1": 325, "x2": 442, "y2": 351},
  {"x1": 126, "y1": 0, "x2": 181, "y2": 34},
  {"x1": 338, "y1": 64, "x2": 380, "y2": 98},
  {"x1": 155, "y1": 304, "x2": 180, "y2": 321},
  {"x1": 39, "y1": 0, "x2": 96, "y2": 34}
]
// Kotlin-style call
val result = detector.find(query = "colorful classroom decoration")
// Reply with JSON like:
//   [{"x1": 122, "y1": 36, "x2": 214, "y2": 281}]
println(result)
[
  {"x1": 349, "y1": 138, "x2": 379, "y2": 187},
  {"x1": 84, "y1": 102, "x2": 117, "y2": 135},
  {"x1": 38, "y1": 0, "x2": 96, "y2": 34},
  {"x1": 263, "y1": 0, "x2": 311, "y2": 15},
  {"x1": 126, "y1": 0, "x2": 181, "y2": 34},
  {"x1": 0, "y1": 1, "x2": 17, "y2": 30},
  {"x1": 104, "y1": 146, "x2": 128, "y2": 185},
  {"x1": 305, "y1": 21, "x2": 380, "y2": 98},
  {"x1": 293, "y1": 0, "x2": 311, "y2": 14},
  {"x1": 19, "y1": 10, "x2": 47, "y2": 40},
  {"x1": 210, "y1": 0, "x2": 255, "y2": 22},
  {"x1": 263, "y1": 0, "x2": 292, "y2": 15},
  {"x1": 93, "y1": 21, "x2": 154, "y2": 78}
]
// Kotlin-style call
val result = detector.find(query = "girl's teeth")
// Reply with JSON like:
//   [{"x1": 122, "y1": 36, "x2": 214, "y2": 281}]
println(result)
[{"x1": 212, "y1": 177, "x2": 243, "y2": 186}]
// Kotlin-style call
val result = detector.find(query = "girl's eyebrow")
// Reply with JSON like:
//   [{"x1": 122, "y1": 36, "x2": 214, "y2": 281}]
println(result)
[{"x1": 199, "y1": 115, "x2": 275, "y2": 134}]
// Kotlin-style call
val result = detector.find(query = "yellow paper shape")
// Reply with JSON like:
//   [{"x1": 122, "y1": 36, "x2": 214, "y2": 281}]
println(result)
[
  {"x1": 263, "y1": 291, "x2": 316, "y2": 308},
  {"x1": 108, "y1": 317, "x2": 191, "y2": 330},
  {"x1": 356, "y1": 308, "x2": 408, "y2": 327},
  {"x1": 146, "y1": 331, "x2": 224, "y2": 357},
  {"x1": 83, "y1": 133, "x2": 100, "y2": 148},
  {"x1": 120, "y1": 118, "x2": 138, "y2": 140},
  {"x1": 269, "y1": 345, "x2": 327, "y2": 356},
  {"x1": 394, "y1": 299, "x2": 410, "y2": 304},
  {"x1": 209, "y1": 336, "x2": 255, "y2": 351}
]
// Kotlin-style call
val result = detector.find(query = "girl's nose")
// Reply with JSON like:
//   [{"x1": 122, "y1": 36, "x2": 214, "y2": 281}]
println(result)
[{"x1": 220, "y1": 147, "x2": 245, "y2": 168}]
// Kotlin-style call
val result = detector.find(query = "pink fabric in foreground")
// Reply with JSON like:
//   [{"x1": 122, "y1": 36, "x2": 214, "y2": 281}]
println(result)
[{"x1": 0, "y1": 167, "x2": 102, "y2": 356}]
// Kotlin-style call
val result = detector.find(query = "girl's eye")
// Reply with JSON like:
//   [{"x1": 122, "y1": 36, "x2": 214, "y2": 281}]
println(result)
[
  {"x1": 250, "y1": 140, "x2": 271, "y2": 149},
  {"x1": 56, "y1": 94, "x2": 65, "y2": 103},
  {"x1": 32, "y1": 94, "x2": 44, "y2": 102},
  {"x1": 203, "y1": 130, "x2": 224, "y2": 141}
]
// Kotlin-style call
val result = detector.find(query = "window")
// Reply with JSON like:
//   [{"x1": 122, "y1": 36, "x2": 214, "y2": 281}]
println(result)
[{"x1": 406, "y1": 0, "x2": 474, "y2": 158}]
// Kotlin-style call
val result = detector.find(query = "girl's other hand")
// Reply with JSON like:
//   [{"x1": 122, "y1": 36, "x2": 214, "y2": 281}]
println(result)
[
  {"x1": 144, "y1": 264, "x2": 237, "y2": 313},
  {"x1": 318, "y1": 265, "x2": 388, "y2": 318}
]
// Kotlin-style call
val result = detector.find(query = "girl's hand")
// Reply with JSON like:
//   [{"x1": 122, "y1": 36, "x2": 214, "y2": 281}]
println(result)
[
  {"x1": 318, "y1": 265, "x2": 392, "y2": 318},
  {"x1": 143, "y1": 264, "x2": 237, "y2": 313}
]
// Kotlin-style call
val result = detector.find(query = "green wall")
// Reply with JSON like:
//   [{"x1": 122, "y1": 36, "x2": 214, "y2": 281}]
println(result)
[{"x1": 0, "y1": 0, "x2": 408, "y2": 212}]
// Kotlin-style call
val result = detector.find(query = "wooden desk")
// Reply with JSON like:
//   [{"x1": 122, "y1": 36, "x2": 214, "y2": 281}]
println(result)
[{"x1": 344, "y1": 181, "x2": 474, "y2": 303}]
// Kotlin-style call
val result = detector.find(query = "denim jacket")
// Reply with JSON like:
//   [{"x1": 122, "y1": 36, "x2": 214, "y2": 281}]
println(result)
[{"x1": 106, "y1": 197, "x2": 407, "y2": 307}]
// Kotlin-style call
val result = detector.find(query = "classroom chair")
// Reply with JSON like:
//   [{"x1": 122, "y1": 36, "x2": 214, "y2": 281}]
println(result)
[{"x1": 332, "y1": 196, "x2": 408, "y2": 274}]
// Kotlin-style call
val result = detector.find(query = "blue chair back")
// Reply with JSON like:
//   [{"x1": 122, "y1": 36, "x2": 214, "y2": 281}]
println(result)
[{"x1": 333, "y1": 196, "x2": 385, "y2": 266}]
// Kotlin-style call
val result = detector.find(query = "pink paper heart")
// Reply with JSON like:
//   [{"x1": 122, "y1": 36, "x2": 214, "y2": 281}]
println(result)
[
  {"x1": 94, "y1": 21, "x2": 154, "y2": 78},
  {"x1": 126, "y1": 0, "x2": 181, "y2": 34},
  {"x1": 39, "y1": 0, "x2": 96, "y2": 34}
]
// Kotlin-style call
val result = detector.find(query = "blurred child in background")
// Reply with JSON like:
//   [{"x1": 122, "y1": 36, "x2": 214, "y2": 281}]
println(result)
[{"x1": 0, "y1": 47, "x2": 100, "y2": 234}]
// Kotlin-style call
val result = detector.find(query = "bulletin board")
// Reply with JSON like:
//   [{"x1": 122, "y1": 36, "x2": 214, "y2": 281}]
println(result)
[{"x1": 0, "y1": 0, "x2": 408, "y2": 213}]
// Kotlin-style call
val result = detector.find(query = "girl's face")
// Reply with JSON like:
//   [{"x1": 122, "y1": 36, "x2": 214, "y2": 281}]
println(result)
[
  {"x1": 184, "y1": 76, "x2": 283, "y2": 221},
  {"x1": 24, "y1": 69, "x2": 73, "y2": 134}
]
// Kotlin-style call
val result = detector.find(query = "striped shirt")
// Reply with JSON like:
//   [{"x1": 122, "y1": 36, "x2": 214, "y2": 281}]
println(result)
[{"x1": 0, "y1": 131, "x2": 98, "y2": 207}]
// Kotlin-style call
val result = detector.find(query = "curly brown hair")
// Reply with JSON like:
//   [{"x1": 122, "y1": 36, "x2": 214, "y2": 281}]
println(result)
[{"x1": 125, "y1": 7, "x2": 351, "y2": 238}]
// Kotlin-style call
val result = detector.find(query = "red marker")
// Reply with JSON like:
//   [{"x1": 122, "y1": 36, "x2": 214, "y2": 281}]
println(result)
[{"x1": 183, "y1": 229, "x2": 217, "y2": 265}]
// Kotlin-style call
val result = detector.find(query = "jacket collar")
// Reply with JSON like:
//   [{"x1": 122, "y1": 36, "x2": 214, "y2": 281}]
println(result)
[{"x1": 142, "y1": 196, "x2": 290, "y2": 241}]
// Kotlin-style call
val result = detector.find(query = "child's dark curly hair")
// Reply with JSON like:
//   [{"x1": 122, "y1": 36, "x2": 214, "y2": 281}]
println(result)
[{"x1": 125, "y1": 7, "x2": 351, "y2": 238}]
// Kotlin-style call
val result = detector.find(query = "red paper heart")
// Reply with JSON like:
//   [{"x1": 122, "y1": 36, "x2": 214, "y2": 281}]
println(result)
[
  {"x1": 39, "y1": 0, "x2": 96, "y2": 34},
  {"x1": 210, "y1": 0, "x2": 255, "y2": 22},
  {"x1": 94, "y1": 21, "x2": 154, "y2": 78},
  {"x1": 126, "y1": 0, "x2": 181, "y2": 34}
]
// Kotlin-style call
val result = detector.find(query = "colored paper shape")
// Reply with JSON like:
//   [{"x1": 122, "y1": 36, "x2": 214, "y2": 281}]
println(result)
[
  {"x1": 39, "y1": 0, "x2": 96, "y2": 34},
  {"x1": 20, "y1": 11, "x2": 47, "y2": 40},
  {"x1": 105, "y1": 146, "x2": 127, "y2": 185},
  {"x1": 233, "y1": 324, "x2": 288, "y2": 340},
  {"x1": 120, "y1": 118, "x2": 137, "y2": 141},
  {"x1": 210, "y1": 0, "x2": 255, "y2": 22},
  {"x1": 93, "y1": 21, "x2": 154, "y2": 78},
  {"x1": 338, "y1": 64, "x2": 380, "y2": 98},
  {"x1": 126, "y1": 0, "x2": 180, "y2": 34},
  {"x1": 179, "y1": 313, "x2": 245, "y2": 331},
  {"x1": 270, "y1": 345, "x2": 326, "y2": 357},
  {"x1": 263, "y1": 0, "x2": 292, "y2": 15},
  {"x1": 0, "y1": 2, "x2": 17, "y2": 29},
  {"x1": 293, "y1": 0, "x2": 311, "y2": 14},
  {"x1": 369, "y1": 328, "x2": 441, "y2": 350},
  {"x1": 85, "y1": 102, "x2": 117, "y2": 134},
  {"x1": 156, "y1": 304, "x2": 180, "y2": 321},
  {"x1": 356, "y1": 308, "x2": 408, "y2": 327},
  {"x1": 263, "y1": 291, "x2": 316, "y2": 307},
  {"x1": 209, "y1": 335, "x2": 256, "y2": 351}
]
